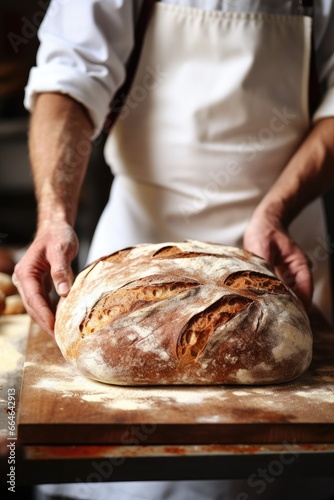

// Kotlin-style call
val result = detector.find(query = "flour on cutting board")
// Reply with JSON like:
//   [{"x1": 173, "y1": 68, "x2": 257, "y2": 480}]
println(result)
[
  {"x1": 0, "y1": 315, "x2": 30, "y2": 388},
  {"x1": 0, "y1": 344, "x2": 23, "y2": 383},
  {"x1": 25, "y1": 350, "x2": 334, "y2": 416},
  {"x1": 294, "y1": 388, "x2": 334, "y2": 403},
  {"x1": 0, "y1": 314, "x2": 31, "y2": 444},
  {"x1": 24, "y1": 320, "x2": 334, "y2": 417},
  {"x1": 30, "y1": 359, "x2": 229, "y2": 410}
]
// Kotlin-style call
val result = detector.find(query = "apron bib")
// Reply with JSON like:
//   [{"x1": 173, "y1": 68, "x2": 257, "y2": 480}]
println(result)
[{"x1": 88, "y1": 2, "x2": 332, "y2": 320}]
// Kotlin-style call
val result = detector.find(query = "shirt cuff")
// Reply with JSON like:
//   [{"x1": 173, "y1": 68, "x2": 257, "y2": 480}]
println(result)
[
  {"x1": 312, "y1": 86, "x2": 334, "y2": 123},
  {"x1": 24, "y1": 65, "x2": 114, "y2": 140}
]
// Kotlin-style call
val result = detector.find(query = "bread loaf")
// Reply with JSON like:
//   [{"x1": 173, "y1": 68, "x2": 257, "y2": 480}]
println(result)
[
  {"x1": 2, "y1": 294, "x2": 26, "y2": 315},
  {"x1": 0, "y1": 272, "x2": 17, "y2": 296},
  {"x1": 54, "y1": 240, "x2": 313, "y2": 385}
]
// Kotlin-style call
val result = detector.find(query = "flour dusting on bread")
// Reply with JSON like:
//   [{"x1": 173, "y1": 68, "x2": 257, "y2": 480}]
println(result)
[{"x1": 54, "y1": 240, "x2": 313, "y2": 385}]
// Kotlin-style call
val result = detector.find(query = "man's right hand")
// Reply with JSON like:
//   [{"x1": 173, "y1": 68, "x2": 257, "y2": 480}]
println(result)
[
  {"x1": 13, "y1": 92, "x2": 94, "y2": 336},
  {"x1": 12, "y1": 221, "x2": 79, "y2": 337}
]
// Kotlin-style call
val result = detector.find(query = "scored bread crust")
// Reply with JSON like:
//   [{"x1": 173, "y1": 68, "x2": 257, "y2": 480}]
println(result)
[{"x1": 54, "y1": 240, "x2": 313, "y2": 385}]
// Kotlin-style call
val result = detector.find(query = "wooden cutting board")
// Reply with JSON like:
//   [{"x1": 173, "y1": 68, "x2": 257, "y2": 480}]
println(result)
[
  {"x1": 0, "y1": 314, "x2": 31, "y2": 443},
  {"x1": 17, "y1": 312, "x2": 334, "y2": 446}
]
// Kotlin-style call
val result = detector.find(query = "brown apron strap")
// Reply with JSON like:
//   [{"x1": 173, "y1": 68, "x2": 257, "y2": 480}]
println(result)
[
  {"x1": 104, "y1": 0, "x2": 157, "y2": 133},
  {"x1": 301, "y1": 0, "x2": 321, "y2": 116}
]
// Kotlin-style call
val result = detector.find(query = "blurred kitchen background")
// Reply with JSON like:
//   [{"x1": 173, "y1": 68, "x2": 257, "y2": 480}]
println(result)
[
  {"x1": 0, "y1": 0, "x2": 112, "y2": 273},
  {"x1": 0, "y1": 0, "x2": 333, "y2": 281}
]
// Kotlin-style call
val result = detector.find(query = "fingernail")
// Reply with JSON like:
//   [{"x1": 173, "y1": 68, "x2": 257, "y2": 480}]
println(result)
[{"x1": 57, "y1": 282, "x2": 69, "y2": 295}]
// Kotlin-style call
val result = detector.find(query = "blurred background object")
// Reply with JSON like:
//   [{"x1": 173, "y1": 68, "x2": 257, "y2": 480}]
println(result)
[
  {"x1": 0, "y1": 0, "x2": 112, "y2": 273},
  {"x1": 0, "y1": 246, "x2": 15, "y2": 274},
  {"x1": 0, "y1": 0, "x2": 39, "y2": 258}
]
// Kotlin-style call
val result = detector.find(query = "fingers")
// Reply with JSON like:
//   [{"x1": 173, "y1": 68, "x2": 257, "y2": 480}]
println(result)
[
  {"x1": 12, "y1": 225, "x2": 78, "y2": 337},
  {"x1": 12, "y1": 269, "x2": 55, "y2": 337},
  {"x1": 293, "y1": 264, "x2": 313, "y2": 312},
  {"x1": 275, "y1": 257, "x2": 313, "y2": 312},
  {"x1": 47, "y1": 238, "x2": 78, "y2": 297},
  {"x1": 244, "y1": 220, "x2": 314, "y2": 312},
  {"x1": 50, "y1": 260, "x2": 74, "y2": 297}
]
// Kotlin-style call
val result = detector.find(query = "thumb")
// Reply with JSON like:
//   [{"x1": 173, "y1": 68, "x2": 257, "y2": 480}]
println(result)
[
  {"x1": 55, "y1": 278, "x2": 73, "y2": 297},
  {"x1": 50, "y1": 255, "x2": 75, "y2": 297}
]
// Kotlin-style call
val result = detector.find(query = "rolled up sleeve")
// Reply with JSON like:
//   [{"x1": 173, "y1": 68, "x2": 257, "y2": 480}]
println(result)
[{"x1": 24, "y1": 0, "x2": 140, "y2": 138}]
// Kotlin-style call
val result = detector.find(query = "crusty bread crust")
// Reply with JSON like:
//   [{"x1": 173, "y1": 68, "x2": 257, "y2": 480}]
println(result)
[{"x1": 54, "y1": 240, "x2": 313, "y2": 385}]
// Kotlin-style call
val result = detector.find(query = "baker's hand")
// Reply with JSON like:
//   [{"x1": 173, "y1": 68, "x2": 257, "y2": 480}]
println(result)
[
  {"x1": 243, "y1": 215, "x2": 313, "y2": 312},
  {"x1": 12, "y1": 221, "x2": 78, "y2": 336}
]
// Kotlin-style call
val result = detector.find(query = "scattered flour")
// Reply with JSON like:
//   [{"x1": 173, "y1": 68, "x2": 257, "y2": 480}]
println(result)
[{"x1": 295, "y1": 388, "x2": 334, "y2": 403}]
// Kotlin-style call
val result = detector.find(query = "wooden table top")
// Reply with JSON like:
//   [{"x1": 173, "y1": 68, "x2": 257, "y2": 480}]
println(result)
[{"x1": 17, "y1": 310, "x2": 334, "y2": 447}]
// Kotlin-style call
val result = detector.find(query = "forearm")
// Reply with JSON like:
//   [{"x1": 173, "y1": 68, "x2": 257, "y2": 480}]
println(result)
[
  {"x1": 12, "y1": 93, "x2": 94, "y2": 335},
  {"x1": 254, "y1": 117, "x2": 334, "y2": 226},
  {"x1": 244, "y1": 117, "x2": 334, "y2": 309},
  {"x1": 29, "y1": 92, "x2": 94, "y2": 229}
]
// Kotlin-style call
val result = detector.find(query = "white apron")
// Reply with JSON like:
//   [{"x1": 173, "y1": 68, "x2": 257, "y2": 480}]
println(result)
[
  {"x1": 38, "y1": 4, "x2": 334, "y2": 500},
  {"x1": 88, "y1": 2, "x2": 332, "y2": 322}
]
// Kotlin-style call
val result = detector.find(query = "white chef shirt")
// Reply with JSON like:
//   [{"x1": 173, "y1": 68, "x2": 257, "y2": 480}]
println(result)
[{"x1": 24, "y1": 0, "x2": 334, "y2": 139}]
